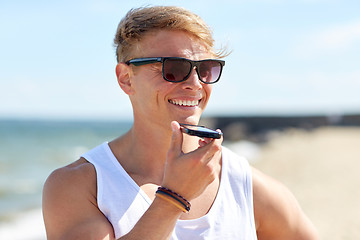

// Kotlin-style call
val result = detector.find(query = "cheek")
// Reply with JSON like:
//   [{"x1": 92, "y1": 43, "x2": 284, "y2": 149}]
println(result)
[
  {"x1": 200, "y1": 84, "x2": 213, "y2": 109},
  {"x1": 154, "y1": 82, "x2": 176, "y2": 103},
  {"x1": 135, "y1": 80, "x2": 174, "y2": 108},
  {"x1": 204, "y1": 85, "x2": 213, "y2": 98}
]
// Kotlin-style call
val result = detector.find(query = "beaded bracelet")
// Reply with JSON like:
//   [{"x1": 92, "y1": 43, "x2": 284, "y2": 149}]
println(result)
[{"x1": 156, "y1": 187, "x2": 191, "y2": 213}]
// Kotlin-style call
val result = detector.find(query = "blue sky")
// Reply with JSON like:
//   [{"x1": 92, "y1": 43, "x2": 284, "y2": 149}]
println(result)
[{"x1": 1, "y1": 0, "x2": 359, "y2": 120}]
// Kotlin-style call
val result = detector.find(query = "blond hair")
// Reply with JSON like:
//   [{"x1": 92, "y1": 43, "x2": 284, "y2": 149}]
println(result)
[{"x1": 114, "y1": 6, "x2": 227, "y2": 62}]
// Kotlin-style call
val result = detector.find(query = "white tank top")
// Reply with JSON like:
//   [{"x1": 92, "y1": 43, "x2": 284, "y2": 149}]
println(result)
[{"x1": 82, "y1": 142, "x2": 257, "y2": 240}]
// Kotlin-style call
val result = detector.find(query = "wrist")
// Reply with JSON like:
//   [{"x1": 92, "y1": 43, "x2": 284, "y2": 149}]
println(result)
[
  {"x1": 156, "y1": 187, "x2": 191, "y2": 213},
  {"x1": 153, "y1": 194, "x2": 184, "y2": 216}
]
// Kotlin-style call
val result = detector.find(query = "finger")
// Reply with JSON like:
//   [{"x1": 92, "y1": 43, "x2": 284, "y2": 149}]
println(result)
[
  {"x1": 213, "y1": 129, "x2": 224, "y2": 147},
  {"x1": 191, "y1": 138, "x2": 222, "y2": 164},
  {"x1": 198, "y1": 139, "x2": 207, "y2": 147},
  {"x1": 168, "y1": 121, "x2": 183, "y2": 158},
  {"x1": 198, "y1": 137, "x2": 212, "y2": 148},
  {"x1": 198, "y1": 128, "x2": 223, "y2": 148},
  {"x1": 216, "y1": 129, "x2": 223, "y2": 140}
]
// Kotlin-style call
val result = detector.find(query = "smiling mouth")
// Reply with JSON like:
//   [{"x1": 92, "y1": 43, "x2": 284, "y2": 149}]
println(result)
[{"x1": 168, "y1": 99, "x2": 200, "y2": 107}]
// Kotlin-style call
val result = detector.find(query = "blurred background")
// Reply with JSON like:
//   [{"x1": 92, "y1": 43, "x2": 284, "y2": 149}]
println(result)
[{"x1": 0, "y1": 0, "x2": 359, "y2": 239}]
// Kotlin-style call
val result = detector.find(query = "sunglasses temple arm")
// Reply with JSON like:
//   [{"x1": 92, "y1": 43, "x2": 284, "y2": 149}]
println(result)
[{"x1": 128, "y1": 57, "x2": 162, "y2": 66}]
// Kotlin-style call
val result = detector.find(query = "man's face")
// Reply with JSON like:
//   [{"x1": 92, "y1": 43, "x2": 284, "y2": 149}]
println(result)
[{"x1": 128, "y1": 30, "x2": 214, "y2": 128}]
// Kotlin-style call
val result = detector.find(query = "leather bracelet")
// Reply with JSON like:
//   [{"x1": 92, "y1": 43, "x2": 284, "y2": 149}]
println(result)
[
  {"x1": 156, "y1": 187, "x2": 191, "y2": 212},
  {"x1": 156, "y1": 192, "x2": 188, "y2": 213}
]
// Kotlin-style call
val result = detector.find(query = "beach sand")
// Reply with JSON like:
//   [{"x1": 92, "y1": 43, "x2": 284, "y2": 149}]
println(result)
[{"x1": 251, "y1": 126, "x2": 360, "y2": 240}]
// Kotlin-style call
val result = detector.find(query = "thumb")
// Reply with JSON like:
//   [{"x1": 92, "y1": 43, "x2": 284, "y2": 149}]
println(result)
[{"x1": 168, "y1": 121, "x2": 183, "y2": 158}]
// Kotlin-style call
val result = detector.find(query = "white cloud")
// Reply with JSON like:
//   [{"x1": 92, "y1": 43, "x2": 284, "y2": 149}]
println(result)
[
  {"x1": 316, "y1": 22, "x2": 360, "y2": 49},
  {"x1": 256, "y1": 70, "x2": 360, "y2": 93},
  {"x1": 294, "y1": 20, "x2": 360, "y2": 57}
]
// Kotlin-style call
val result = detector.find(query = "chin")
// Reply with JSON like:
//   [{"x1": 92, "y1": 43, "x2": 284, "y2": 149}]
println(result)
[{"x1": 176, "y1": 115, "x2": 201, "y2": 125}]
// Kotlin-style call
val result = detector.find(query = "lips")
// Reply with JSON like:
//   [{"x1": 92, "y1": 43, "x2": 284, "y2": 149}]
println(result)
[{"x1": 168, "y1": 99, "x2": 200, "y2": 107}]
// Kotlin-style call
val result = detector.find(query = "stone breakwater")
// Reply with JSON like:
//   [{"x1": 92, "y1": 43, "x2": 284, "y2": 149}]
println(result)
[{"x1": 201, "y1": 114, "x2": 360, "y2": 142}]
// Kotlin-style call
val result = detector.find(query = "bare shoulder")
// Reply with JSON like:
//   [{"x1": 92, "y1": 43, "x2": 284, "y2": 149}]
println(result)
[
  {"x1": 43, "y1": 158, "x2": 97, "y2": 211},
  {"x1": 251, "y1": 167, "x2": 319, "y2": 240},
  {"x1": 44, "y1": 158, "x2": 96, "y2": 194},
  {"x1": 43, "y1": 158, "x2": 115, "y2": 240}
]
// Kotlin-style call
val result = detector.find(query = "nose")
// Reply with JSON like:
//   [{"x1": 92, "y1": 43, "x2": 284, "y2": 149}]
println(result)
[{"x1": 182, "y1": 67, "x2": 202, "y2": 90}]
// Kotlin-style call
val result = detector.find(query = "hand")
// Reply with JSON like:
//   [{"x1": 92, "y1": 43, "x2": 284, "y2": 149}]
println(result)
[{"x1": 161, "y1": 121, "x2": 223, "y2": 201}]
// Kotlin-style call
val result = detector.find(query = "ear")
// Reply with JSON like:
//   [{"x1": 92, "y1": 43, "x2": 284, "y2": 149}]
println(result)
[{"x1": 115, "y1": 63, "x2": 135, "y2": 95}]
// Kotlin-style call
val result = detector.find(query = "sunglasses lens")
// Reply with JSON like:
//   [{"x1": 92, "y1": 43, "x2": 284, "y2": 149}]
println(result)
[
  {"x1": 163, "y1": 59, "x2": 192, "y2": 82},
  {"x1": 199, "y1": 61, "x2": 222, "y2": 83}
]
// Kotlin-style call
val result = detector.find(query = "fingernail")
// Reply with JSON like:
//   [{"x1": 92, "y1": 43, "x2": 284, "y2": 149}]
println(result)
[{"x1": 171, "y1": 121, "x2": 178, "y2": 131}]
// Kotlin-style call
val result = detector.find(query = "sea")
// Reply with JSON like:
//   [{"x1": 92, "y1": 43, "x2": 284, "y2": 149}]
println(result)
[
  {"x1": 0, "y1": 119, "x2": 260, "y2": 240},
  {"x1": 0, "y1": 119, "x2": 132, "y2": 240}
]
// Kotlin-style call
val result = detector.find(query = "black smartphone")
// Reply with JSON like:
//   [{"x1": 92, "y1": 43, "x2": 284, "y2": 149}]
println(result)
[{"x1": 179, "y1": 123, "x2": 222, "y2": 139}]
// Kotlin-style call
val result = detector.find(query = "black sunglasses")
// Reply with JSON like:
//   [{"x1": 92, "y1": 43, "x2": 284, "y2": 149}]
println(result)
[{"x1": 125, "y1": 57, "x2": 225, "y2": 84}]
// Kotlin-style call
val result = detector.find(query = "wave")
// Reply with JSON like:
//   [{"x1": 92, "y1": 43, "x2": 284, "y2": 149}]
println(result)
[{"x1": 0, "y1": 208, "x2": 46, "y2": 240}]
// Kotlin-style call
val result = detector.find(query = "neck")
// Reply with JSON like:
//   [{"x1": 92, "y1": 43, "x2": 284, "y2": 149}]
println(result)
[{"x1": 110, "y1": 118, "x2": 199, "y2": 183}]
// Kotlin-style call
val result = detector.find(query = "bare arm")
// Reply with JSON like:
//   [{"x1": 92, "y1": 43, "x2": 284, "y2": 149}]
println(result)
[
  {"x1": 42, "y1": 160, "x2": 116, "y2": 240},
  {"x1": 252, "y1": 167, "x2": 319, "y2": 240},
  {"x1": 121, "y1": 122, "x2": 223, "y2": 240},
  {"x1": 42, "y1": 162, "x2": 184, "y2": 240},
  {"x1": 43, "y1": 122, "x2": 222, "y2": 240}
]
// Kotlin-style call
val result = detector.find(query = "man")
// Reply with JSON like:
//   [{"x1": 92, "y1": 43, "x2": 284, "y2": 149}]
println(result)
[{"x1": 43, "y1": 6, "x2": 319, "y2": 240}]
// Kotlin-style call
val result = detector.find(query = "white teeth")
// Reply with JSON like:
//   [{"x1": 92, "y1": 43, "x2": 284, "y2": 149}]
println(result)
[{"x1": 169, "y1": 99, "x2": 199, "y2": 106}]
